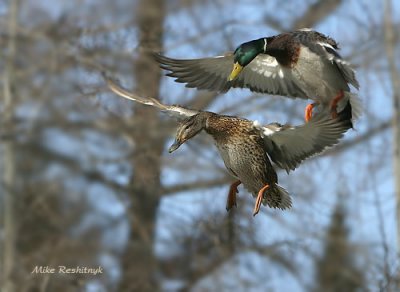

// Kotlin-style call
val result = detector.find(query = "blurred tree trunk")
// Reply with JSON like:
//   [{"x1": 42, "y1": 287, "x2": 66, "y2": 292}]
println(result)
[
  {"x1": 313, "y1": 202, "x2": 365, "y2": 292},
  {"x1": 384, "y1": 0, "x2": 400, "y2": 260},
  {"x1": 384, "y1": 0, "x2": 400, "y2": 286},
  {"x1": 118, "y1": 0, "x2": 165, "y2": 291},
  {"x1": 1, "y1": 1, "x2": 19, "y2": 291}
]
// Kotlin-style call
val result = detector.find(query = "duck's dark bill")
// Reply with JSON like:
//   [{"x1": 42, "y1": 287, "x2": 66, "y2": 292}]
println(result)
[{"x1": 168, "y1": 140, "x2": 182, "y2": 153}]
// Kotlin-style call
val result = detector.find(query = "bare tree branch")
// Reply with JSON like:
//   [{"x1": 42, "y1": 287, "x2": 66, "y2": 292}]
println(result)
[
  {"x1": 292, "y1": 0, "x2": 343, "y2": 29},
  {"x1": 320, "y1": 120, "x2": 392, "y2": 157},
  {"x1": 163, "y1": 177, "x2": 231, "y2": 195}
]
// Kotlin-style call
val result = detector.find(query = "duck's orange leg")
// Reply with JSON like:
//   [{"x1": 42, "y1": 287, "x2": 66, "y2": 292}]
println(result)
[
  {"x1": 330, "y1": 90, "x2": 344, "y2": 119},
  {"x1": 226, "y1": 180, "x2": 241, "y2": 211},
  {"x1": 253, "y1": 184, "x2": 270, "y2": 216},
  {"x1": 305, "y1": 103, "x2": 317, "y2": 122}
]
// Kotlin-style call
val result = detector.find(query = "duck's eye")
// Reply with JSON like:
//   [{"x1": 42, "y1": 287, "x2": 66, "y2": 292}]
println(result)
[
  {"x1": 184, "y1": 125, "x2": 192, "y2": 134},
  {"x1": 179, "y1": 123, "x2": 191, "y2": 137}
]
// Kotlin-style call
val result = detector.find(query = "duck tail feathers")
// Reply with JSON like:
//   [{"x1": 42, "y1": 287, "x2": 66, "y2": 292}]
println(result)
[{"x1": 264, "y1": 183, "x2": 292, "y2": 210}]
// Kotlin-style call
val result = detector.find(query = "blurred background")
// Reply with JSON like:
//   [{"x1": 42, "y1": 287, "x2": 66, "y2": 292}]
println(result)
[{"x1": 0, "y1": 0, "x2": 399, "y2": 291}]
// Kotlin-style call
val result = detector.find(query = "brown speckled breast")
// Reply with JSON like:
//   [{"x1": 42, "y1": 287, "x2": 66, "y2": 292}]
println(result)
[{"x1": 205, "y1": 114, "x2": 278, "y2": 194}]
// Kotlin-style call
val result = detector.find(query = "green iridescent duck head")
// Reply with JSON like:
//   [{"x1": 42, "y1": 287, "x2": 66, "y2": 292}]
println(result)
[{"x1": 228, "y1": 38, "x2": 268, "y2": 81}]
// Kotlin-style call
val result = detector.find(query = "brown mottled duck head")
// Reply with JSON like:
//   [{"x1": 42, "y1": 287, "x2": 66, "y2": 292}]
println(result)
[{"x1": 168, "y1": 112, "x2": 209, "y2": 153}]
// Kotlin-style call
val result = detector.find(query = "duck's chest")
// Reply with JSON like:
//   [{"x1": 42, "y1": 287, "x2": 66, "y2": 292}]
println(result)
[
  {"x1": 213, "y1": 134, "x2": 271, "y2": 182},
  {"x1": 215, "y1": 141, "x2": 248, "y2": 177},
  {"x1": 205, "y1": 116, "x2": 274, "y2": 184}
]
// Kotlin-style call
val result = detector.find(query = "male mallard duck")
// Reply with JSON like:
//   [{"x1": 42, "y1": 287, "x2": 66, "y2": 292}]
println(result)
[
  {"x1": 105, "y1": 75, "x2": 352, "y2": 216},
  {"x1": 155, "y1": 28, "x2": 361, "y2": 123}
]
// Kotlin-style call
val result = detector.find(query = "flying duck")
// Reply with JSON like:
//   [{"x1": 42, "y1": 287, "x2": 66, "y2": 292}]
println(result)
[
  {"x1": 105, "y1": 74, "x2": 352, "y2": 216},
  {"x1": 155, "y1": 28, "x2": 361, "y2": 124}
]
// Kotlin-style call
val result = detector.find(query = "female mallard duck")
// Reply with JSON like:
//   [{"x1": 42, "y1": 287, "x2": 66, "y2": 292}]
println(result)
[
  {"x1": 105, "y1": 75, "x2": 352, "y2": 216},
  {"x1": 155, "y1": 28, "x2": 361, "y2": 123}
]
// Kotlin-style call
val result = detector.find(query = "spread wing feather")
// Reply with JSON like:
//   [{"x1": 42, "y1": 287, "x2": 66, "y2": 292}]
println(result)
[
  {"x1": 104, "y1": 73, "x2": 199, "y2": 120},
  {"x1": 155, "y1": 53, "x2": 309, "y2": 98},
  {"x1": 255, "y1": 102, "x2": 352, "y2": 173}
]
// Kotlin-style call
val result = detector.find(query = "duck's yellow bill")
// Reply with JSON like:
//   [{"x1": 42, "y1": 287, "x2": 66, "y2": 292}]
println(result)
[{"x1": 228, "y1": 62, "x2": 243, "y2": 81}]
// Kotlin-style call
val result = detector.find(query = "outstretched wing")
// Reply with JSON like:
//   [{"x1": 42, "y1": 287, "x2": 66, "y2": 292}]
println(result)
[
  {"x1": 104, "y1": 73, "x2": 199, "y2": 120},
  {"x1": 155, "y1": 53, "x2": 309, "y2": 99},
  {"x1": 293, "y1": 29, "x2": 359, "y2": 89},
  {"x1": 256, "y1": 102, "x2": 352, "y2": 173}
]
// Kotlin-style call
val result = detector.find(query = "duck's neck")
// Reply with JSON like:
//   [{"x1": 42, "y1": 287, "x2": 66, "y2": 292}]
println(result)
[
  {"x1": 245, "y1": 38, "x2": 268, "y2": 55},
  {"x1": 259, "y1": 38, "x2": 268, "y2": 53}
]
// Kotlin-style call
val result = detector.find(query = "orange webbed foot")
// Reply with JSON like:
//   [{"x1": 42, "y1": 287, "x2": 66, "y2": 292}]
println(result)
[
  {"x1": 226, "y1": 180, "x2": 241, "y2": 211},
  {"x1": 253, "y1": 184, "x2": 270, "y2": 216},
  {"x1": 305, "y1": 103, "x2": 316, "y2": 122}
]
